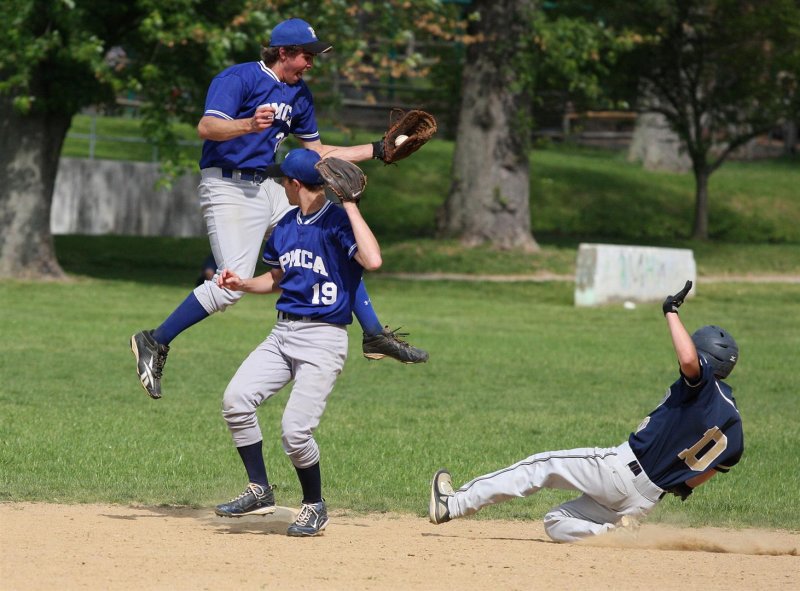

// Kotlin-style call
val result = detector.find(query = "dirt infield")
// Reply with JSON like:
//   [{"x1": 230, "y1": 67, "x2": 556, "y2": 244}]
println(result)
[{"x1": 1, "y1": 503, "x2": 798, "y2": 590}]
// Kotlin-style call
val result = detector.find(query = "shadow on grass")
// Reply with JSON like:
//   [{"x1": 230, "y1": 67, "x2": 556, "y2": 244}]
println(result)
[{"x1": 55, "y1": 235, "x2": 216, "y2": 287}]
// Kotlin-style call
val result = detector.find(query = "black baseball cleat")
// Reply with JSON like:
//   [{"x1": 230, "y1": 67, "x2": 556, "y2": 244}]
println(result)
[
  {"x1": 429, "y1": 469, "x2": 454, "y2": 524},
  {"x1": 362, "y1": 326, "x2": 429, "y2": 364},
  {"x1": 130, "y1": 330, "x2": 170, "y2": 399},
  {"x1": 215, "y1": 483, "x2": 276, "y2": 517},
  {"x1": 286, "y1": 500, "x2": 329, "y2": 537}
]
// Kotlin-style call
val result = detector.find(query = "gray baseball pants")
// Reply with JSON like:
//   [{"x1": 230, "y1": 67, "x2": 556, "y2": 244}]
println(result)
[
  {"x1": 222, "y1": 319, "x2": 348, "y2": 468},
  {"x1": 447, "y1": 441, "x2": 664, "y2": 542}
]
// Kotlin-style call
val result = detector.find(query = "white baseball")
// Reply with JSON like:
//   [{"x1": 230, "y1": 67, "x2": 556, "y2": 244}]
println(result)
[{"x1": 395, "y1": 134, "x2": 409, "y2": 147}]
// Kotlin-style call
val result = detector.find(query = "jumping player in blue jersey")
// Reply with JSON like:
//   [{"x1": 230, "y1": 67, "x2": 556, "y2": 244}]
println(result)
[
  {"x1": 429, "y1": 280, "x2": 743, "y2": 542},
  {"x1": 212, "y1": 149, "x2": 380, "y2": 536},
  {"x1": 130, "y1": 17, "x2": 427, "y2": 400}
]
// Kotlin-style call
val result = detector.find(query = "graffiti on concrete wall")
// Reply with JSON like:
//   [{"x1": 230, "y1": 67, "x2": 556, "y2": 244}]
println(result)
[{"x1": 575, "y1": 243, "x2": 696, "y2": 307}]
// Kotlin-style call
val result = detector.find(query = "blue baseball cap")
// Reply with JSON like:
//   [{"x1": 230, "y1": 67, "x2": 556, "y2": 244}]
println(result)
[
  {"x1": 269, "y1": 18, "x2": 332, "y2": 54},
  {"x1": 265, "y1": 149, "x2": 324, "y2": 185}
]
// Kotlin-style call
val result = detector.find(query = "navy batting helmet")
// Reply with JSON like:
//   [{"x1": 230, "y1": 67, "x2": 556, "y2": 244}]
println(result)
[{"x1": 691, "y1": 325, "x2": 738, "y2": 379}]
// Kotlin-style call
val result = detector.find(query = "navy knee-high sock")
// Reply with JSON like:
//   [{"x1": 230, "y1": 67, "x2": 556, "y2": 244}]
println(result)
[
  {"x1": 236, "y1": 441, "x2": 269, "y2": 488},
  {"x1": 353, "y1": 281, "x2": 383, "y2": 336},
  {"x1": 295, "y1": 462, "x2": 322, "y2": 504},
  {"x1": 152, "y1": 292, "x2": 209, "y2": 345}
]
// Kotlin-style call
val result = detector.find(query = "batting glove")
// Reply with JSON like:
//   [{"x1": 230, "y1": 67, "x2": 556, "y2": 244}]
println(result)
[{"x1": 663, "y1": 280, "x2": 693, "y2": 315}]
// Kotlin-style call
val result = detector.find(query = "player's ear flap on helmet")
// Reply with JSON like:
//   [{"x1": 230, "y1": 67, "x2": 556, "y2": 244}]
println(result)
[{"x1": 691, "y1": 325, "x2": 739, "y2": 379}]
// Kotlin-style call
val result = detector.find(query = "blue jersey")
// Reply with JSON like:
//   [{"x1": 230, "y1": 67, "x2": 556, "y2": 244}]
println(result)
[
  {"x1": 199, "y1": 61, "x2": 320, "y2": 170},
  {"x1": 629, "y1": 356, "x2": 744, "y2": 490},
  {"x1": 262, "y1": 201, "x2": 362, "y2": 325}
]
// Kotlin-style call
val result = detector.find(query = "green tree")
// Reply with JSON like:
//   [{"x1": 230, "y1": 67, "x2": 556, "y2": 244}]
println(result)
[
  {"x1": 436, "y1": 0, "x2": 539, "y2": 250},
  {"x1": 608, "y1": 0, "x2": 800, "y2": 240},
  {"x1": 0, "y1": 0, "x2": 458, "y2": 278},
  {"x1": 437, "y1": 0, "x2": 632, "y2": 250}
]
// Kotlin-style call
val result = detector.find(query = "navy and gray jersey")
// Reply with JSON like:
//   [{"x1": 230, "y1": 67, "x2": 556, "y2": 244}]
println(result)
[
  {"x1": 629, "y1": 356, "x2": 744, "y2": 490},
  {"x1": 262, "y1": 201, "x2": 362, "y2": 325},
  {"x1": 199, "y1": 61, "x2": 319, "y2": 170}
]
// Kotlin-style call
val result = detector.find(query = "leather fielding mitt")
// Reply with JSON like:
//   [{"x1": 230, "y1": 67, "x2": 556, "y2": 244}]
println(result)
[
  {"x1": 377, "y1": 109, "x2": 437, "y2": 164},
  {"x1": 315, "y1": 157, "x2": 367, "y2": 204}
]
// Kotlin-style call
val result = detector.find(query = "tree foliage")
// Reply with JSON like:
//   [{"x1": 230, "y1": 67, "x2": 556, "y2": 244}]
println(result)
[
  {"x1": 605, "y1": 0, "x2": 800, "y2": 239},
  {"x1": 436, "y1": 0, "x2": 639, "y2": 250},
  {"x1": 0, "y1": 0, "x2": 462, "y2": 277},
  {"x1": 527, "y1": 5, "x2": 639, "y2": 112},
  {"x1": 0, "y1": 0, "x2": 462, "y2": 171}
]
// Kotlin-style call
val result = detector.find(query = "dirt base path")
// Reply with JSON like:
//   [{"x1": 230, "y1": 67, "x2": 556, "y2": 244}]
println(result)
[{"x1": 1, "y1": 503, "x2": 798, "y2": 590}]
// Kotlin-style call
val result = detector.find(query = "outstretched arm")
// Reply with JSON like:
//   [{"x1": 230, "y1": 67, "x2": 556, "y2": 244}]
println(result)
[
  {"x1": 666, "y1": 313, "x2": 701, "y2": 380},
  {"x1": 302, "y1": 139, "x2": 374, "y2": 163},
  {"x1": 304, "y1": 109, "x2": 436, "y2": 164},
  {"x1": 663, "y1": 280, "x2": 700, "y2": 380}
]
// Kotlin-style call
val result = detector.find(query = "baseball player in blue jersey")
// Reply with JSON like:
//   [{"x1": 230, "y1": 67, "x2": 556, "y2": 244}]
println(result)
[
  {"x1": 429, "y1": 280, "x2": 743, "y2": 542},
  {"x1": 130, "y1": 17, "x2": 427, "y2": 400},
  {"x1": 212, "y1": 149, "x2": 380, "y2": 536}
]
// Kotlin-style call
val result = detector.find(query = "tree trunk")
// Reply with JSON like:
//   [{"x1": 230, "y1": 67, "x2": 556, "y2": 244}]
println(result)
[
  {"x1": 436, "y1": 0, "x2": 539, "y2": 252},
  {"x1": 0, "y1": 96, "x2": 71, "y2": 279},
  {"x1": 784, "y1": 121, "x2": 797, "y2": 156},
  {"x1": 691, "y1": 166, "x2": 710, "y2": 240}
]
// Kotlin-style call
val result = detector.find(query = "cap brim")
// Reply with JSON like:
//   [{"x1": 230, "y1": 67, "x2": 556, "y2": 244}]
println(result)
[
  {"x1": 264, "y1": 163, "x2": 285, "y2": 178},
  {"x1": 301, "y1": 41, "x2": 333, "y2": 54}
]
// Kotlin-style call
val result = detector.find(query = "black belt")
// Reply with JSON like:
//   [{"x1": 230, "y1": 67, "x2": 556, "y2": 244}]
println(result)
[
  {"x1": 277, "y1": 311, "x2": 312, "y2": 322},
  {"x1": 221, "y1": 168, "x2": 266, "y2": 183},
  {"x1": 628, "y1": 459, "x2": 668, "y2": 499},
  {"x1": 628, "y1": 460, "x2": 643, "y2": 476}
]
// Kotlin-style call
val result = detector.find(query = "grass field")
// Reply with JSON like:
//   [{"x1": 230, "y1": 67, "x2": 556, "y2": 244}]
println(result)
[
  {"x1": 2, "y1": 264, "x2": 799, "y2": 530},
  {"x1": 3, "y1": 115, "x2": 798, "y2": 531}
]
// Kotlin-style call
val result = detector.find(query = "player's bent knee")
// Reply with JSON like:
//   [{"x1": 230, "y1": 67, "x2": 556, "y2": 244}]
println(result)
[
  {"x1": 221, "y1": 390, "x2": 256, "y2": 427},
  {"x1": 222, "y1": 407, "x2": 257, "y2": 429},
  {"x1": 282, "y1": 432, "x2": 319, "y2": 467},
  {"x1": 544, "y1": 509, "x2": 614, "y2": 543},
  {"x1": 543, "y1": 510, "x2": 574, "y2": 543},
  {"x1": 193, "y1": 281, "x2": 246, "y2": 314}
]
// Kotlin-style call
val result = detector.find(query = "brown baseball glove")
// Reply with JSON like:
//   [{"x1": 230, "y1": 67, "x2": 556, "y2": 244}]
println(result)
[
  {"x1": 374, "y1": 109, "x2": 437, "y2": 164},
  {"x1": 315, "y1": 157, "x2": 367, "y2": 203}
]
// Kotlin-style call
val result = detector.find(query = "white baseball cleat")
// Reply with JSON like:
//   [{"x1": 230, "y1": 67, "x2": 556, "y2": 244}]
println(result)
[{"x1": 429, "y1": 469, "x2": 454, "y2": 524}]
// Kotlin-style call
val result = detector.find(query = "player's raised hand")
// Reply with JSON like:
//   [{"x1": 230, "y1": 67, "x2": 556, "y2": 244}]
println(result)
[
  {"x1": 662, "y1": 280, "x2": 693, "y2": 316},
  {"x1": 218, "y1": 268, "x2": 245, "y2": 291}
]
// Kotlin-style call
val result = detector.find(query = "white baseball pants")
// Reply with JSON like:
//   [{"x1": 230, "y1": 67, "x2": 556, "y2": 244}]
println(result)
[
  {"x1": 193, "y1": 170, "x2": 292, "y2": 314},
  {"x1": 447, "y1": 441, "x2": 664, "y2": 542}
]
